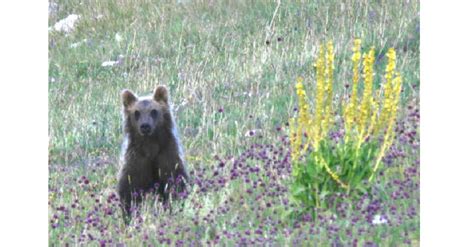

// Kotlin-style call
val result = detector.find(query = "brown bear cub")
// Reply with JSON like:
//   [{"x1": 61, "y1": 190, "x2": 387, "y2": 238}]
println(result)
[{"x1": 117, "y1": 85, "x2": 189, "y2": 221}]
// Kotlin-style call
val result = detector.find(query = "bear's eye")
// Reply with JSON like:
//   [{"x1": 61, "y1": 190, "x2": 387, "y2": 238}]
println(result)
[
  {"x1": 150, "y1": 109, "x2": 158, "y2": 119},
  {"x1": 134, "y1": 111, "x2": 140, "y2": 120}
]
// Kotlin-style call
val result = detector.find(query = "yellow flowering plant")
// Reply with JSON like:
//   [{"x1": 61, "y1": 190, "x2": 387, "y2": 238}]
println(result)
[{"x1": 289, "y1": 39, "x2": 403, "y2": 211}]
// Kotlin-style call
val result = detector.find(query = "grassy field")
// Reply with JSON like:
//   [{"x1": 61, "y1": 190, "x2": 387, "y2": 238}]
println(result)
[{"x1": 49, "y1": 0, "x2": 419, "y2": 245}]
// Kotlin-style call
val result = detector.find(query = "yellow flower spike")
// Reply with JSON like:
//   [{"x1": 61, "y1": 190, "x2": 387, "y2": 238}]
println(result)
[
  {"x1": 294, "y1": 76, "x2": 313, "y2": 160},
  {"x1": 296, "y1": 76, "x2": 304, "y2": 89},
  {"x1": 357, "y1": 46, "x2": 376, "y2": 146},
  {"x1": 371, "y1": 50, "x2": 399, "y2": 180},
  {"x1": 352, "y1": 39, "x2": 362, "y2": 55},
  {"x1": 344, "y1": 38, "x2": 362, "y2": 143},
  {"x1": 297, "y1": 88, "x2": 310, "y2": 127},
  {"x1": 289, "y1": 39, "x2": 404, "y2": 194},
  {"x1": 370, "y1": 73, "x2": 402, "y2": 181},
  {"x1": 376, "y1": 48, "x2": 397, "y2": 136},
  {"x1": 313, "y1": 44, "x2": 326, "y2": 150}
]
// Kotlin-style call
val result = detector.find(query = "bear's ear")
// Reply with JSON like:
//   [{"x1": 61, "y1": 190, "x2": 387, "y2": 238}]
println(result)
[
  {"x1": 153, "y1": 85, "x2": 168, "y2": 103},
  {"x1": 121, "y1": 89, "x2": 138, "y2": 107}
]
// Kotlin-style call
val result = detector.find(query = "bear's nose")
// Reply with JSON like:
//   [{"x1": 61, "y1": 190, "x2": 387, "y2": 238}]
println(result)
[{"x1": 140, "y1": 124, "x2": 151, "y2": 134}]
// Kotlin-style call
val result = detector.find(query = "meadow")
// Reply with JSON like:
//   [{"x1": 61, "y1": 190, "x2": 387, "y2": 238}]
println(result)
[{"x1": 49, "y1": 0, "x2": 419, "y2": 245}]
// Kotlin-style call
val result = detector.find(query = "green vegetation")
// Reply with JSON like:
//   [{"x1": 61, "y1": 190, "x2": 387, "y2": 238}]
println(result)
[{"x1": 49, "y1": 0, "x2": 419, "y2": 245}]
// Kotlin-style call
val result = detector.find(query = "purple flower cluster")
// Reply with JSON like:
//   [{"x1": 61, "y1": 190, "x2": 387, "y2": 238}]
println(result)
[{"x1": 48, "y1": 103, "x2": 420, "y2": 246}]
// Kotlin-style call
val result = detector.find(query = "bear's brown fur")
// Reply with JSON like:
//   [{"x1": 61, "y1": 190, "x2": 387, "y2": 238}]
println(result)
[{"x1": 116, "y1": 85, "x2": 189, "y2": 220}]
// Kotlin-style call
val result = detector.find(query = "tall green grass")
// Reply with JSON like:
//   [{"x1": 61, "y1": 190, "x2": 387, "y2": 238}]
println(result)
[
  {"x1": 49, "y1": 0, "x2": 419, "y2": 245},
  {"x1": 49, "y1": 0, "x2": 418, "y2": 165}
]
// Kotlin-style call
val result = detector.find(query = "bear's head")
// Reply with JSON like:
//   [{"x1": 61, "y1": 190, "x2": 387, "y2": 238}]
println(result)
[{"x1": 121, "y1": 85, "x2": 171, "y2": 136}]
